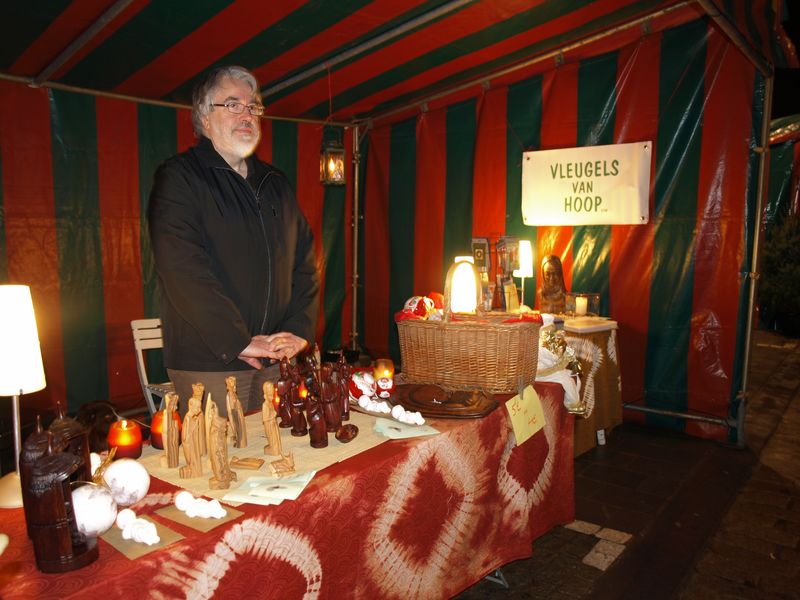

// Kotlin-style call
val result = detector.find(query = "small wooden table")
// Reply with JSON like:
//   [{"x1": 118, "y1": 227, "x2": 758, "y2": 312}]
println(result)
[{"x1": 563, "y1": 317, "x2": 623, "y2": 455}]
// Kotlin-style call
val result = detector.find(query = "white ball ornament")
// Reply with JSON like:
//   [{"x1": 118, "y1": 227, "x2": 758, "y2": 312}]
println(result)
[
  {"x1": 71, "y1": 483, "x2": 117, "y2": 537},
  {"x1": 102, "y1": 458, "x2": 150, "y2": 507},
  {"x1": 116, "y1": 508, "x2": 137, "y2": 529},
  {"x1": 175, "y1": 490, "x2": 194, "y2": 512}
]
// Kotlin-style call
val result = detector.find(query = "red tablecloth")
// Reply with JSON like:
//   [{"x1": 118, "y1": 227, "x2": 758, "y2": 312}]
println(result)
[{"x1": 0, "y1": 382, "x2": 573, "y2": 599}]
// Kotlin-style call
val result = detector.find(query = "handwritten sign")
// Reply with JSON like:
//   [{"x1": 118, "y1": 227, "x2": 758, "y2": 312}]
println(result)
[{"x1": 505, "y1": 385, "x2": 545, "y2": 445}]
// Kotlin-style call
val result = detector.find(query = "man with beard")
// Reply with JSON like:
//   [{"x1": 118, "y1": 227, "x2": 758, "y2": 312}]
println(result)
[{"x1": 148, "y1": 66, "x2": 319, "y2": 417}]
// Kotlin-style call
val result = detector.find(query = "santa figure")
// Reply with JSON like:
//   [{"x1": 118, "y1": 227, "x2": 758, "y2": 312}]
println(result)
[{"x1": 349, "y1": 370, "x2": 377, "y2": 405}]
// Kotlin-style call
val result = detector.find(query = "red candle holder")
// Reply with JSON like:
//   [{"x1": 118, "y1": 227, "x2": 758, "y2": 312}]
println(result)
[
  {"x1": 107, "y1": 419, "x2": 143, "y2": 459},
  {"x1": 149, "y1": 409, "x2": 181, "y2": 450}
]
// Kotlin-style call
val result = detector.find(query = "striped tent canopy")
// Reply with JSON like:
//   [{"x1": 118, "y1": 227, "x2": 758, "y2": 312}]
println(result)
[
  {"x1": 1, "y1": 0, "x2": 796, "y2": 120},
  {"x1": 0, "y1": 0, "x2": 796, "y2": 442}
]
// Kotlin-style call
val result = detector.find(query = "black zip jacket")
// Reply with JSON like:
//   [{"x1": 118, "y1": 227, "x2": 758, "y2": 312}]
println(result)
[{"x1": 148, "y1": 136, "x2": 319, "y2": 371}]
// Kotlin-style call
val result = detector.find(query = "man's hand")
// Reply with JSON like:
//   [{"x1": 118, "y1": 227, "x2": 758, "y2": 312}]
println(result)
[{"x1": 238, "y1": 332, "x2": 309, "y2": 368}]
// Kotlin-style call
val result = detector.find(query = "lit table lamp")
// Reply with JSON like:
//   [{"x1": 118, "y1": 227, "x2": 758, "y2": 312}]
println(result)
[
  {"x1": 449, "y1": 260, "x2": 479, "y2": 314},
  {"x1": 0, "y1": 285, "x2": 47, "y2": 509},
  {"x1": 513, "y1": 240, "x2": 534, "y2": 310}
]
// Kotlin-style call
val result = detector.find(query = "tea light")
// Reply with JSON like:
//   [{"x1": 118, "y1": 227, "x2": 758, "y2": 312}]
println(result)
[
  {"x1": 149, "y1": 409, "x2": 181, "y2": 450},
  {"x1": 273, "y1": 387, "x2": 281, "y2": 410},
  {"x1": 575, "y1": 296, "x2": 588, "y2": 316},
  {"x1": 107, "y1": 420, "x2": 143, "y2": 459},
  {"x1": 373, "y1": 359, "x2": 395, "y2": 399}
]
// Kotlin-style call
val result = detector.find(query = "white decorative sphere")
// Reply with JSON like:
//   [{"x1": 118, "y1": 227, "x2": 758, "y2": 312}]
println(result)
[
  {"x1": 102, "y1": 458, "x2": 151, "y2": 507},
  {"x1": 174, "y1": 490, "x2": 194, "y2": 512},
  {"x1": 116, "y1": 508, "x2": 137, "y2": 529},
  {"x1": 72, "y1": 483, "x2": 117, "y2": 537}
]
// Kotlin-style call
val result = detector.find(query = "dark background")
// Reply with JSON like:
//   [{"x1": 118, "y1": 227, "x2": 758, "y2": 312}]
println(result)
[{"x1": 773, "y1": 7, "x2": 800, "y2": 119}]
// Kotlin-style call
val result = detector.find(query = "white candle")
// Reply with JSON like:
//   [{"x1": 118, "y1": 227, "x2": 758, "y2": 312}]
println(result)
[{"x1": 575, "y1": 296, "x2": 588, "y2": 316}]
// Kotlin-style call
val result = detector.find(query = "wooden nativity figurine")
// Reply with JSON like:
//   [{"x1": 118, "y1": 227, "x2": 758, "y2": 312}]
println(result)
[
  {"x1": 276, "y1": 358, "x2": 294, "y2": 428},
  {"x1": 205, "y1": 392, "x2": 218, "y2": 455},
  {"x1": 190, "y1": 382, "x2": 207, "y2": 456},
  {"x1": 208, "y1": 415, "x2": 237, "y2": 490},
  {"x1": 320, "y1": 364, "x2": 341, "y2": 432},
  {"x1": 225, "y1": 376, "x2": 247, "y2": 448},
  {"x1": 262, "y1": 381, "x2": 282, "y2": 457},
  {"x1": 179, "y1": 391, "x2": 204, "y2": 479},
  {"x1": 161, "y1": 392, "x2": 180, "y2": 469}
]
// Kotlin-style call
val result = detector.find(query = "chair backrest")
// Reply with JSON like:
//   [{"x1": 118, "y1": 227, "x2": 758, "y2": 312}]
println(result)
[{"x1": 131, "y1": 318, "x2": 165, "y2": 414}]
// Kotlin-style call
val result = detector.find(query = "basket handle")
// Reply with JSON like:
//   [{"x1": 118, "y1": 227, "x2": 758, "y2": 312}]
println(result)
[{"x1": 443, "y1": 260, "x2": 484, "y2": 322}]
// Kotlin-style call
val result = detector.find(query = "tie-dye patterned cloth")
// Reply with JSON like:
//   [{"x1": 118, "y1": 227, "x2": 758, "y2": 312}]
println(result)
[{"x1": 0, "y1": 383, "x2": 574, "y2": 599}]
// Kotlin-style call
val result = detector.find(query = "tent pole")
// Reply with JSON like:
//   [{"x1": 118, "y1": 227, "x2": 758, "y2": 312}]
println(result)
[
  {"x1": 32, "y1": 0, "x2": 136, "y2": 86},
  {"x1": 0, "y1": 73, "x2": 350, "y2": 128},
  {"x1": 369, "y1": 1, "x2": 693, "y2": 126},
  {"x1": 737, "y1": 73, "x2": 774, "y2": 448},
  {"x1": 350, "y1": 125, "x2": 362, "y2": 352},
  {"x1": 696, "y1": 0, "x2": 771, "y2": 76},
  {"x1": 623, "y1": 404, "x2": 733, "y2": 428},
  {"x1": 261, "y1": 0, "x2": 474, "y2": 99}
]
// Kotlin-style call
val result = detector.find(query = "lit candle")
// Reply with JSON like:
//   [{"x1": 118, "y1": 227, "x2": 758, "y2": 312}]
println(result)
[
  {"x1": 107, "y1": 419, "x2": 143, "y2": 459},
  {"x1": 575, "y1": 296, "x2": 588, "y2": 316},
  {"x1": 273, "y1": 388, "x2": 281, "y2": 410},
  {"x1": 149, "y1": 409, "x2": 181, "y2": 450},
  {"x1": 373, "y1": 359, "x2": 395, "y2": 399}
]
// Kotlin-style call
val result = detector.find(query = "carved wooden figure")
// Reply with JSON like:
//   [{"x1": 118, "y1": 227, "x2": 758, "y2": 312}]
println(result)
[
  {"x1": 306, "y1": 391, "x2": 328, "y2": 449},
  {"x1": 21, "y1": 416, "x2": 66, "y2": 539},
  {"x1": 320, "y1": 364, "x2": 342, "y2": 432},
  {"x1": 225, "y1": 376, "x2": 247, "y2": 448},
  {"x1": 205, "y1": 392, "x2": 218, "y2": 451},
  {"x1": 48, "y1": 401, "x2": 91, "y2": 482},
  {"x1": 276, "y1": 358, "x2": 293, "y2": 428},
  {"x1": 25, "y1": 432, "x2": 98, "y2": 573},
  {"x1": 190, "y1": 382, "x2": 207, "y2": 456},
  {"x1": 262, "y1": 382, "x2": 283, "y2": 456},
  {"x1": 289, "y1": 364, "x2": 308, "y2": 437},
  {"x1": 338, "y1": 355, "x2": 351, "y2": 421},
  {"x1": 208, "y1": 415, "x2": 237, "y2": 490},
  {"x1": 179, "y1": 393, "x2": 204, "y2": 479},
  {"x1": 161, "y1": 392, "x2": 180, "y2": 468}
]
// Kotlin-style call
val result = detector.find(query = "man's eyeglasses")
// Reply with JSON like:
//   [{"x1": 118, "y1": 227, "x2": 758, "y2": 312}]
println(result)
[{"x1": 210, "y1": 101, "x2": 265, "y2": 116}]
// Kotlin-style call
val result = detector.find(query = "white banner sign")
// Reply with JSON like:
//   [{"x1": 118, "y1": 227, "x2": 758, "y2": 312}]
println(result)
[{"x1": 521, "y1": 141, "x2": 652, "y2": 225}]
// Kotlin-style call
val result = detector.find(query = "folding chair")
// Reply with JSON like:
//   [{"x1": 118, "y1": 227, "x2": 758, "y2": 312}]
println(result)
[{"x1": 131, "y1": 318, "x2": 174, "y2": 416}]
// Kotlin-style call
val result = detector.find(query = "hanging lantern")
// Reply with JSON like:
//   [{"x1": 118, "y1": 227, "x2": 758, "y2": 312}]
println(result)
[{"x1": 320, "y1": 138, "x2": 346, "y2": 185}]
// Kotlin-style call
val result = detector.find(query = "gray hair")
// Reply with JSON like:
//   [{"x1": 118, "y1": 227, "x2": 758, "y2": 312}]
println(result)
[{"x1": 191, "y1": 66, "x2": 260, "y2": 137}]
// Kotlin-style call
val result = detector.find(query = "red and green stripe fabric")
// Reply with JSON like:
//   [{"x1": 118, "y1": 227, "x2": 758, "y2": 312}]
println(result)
[
  {"x1": 362, "y1": 19, "x2": 760, "y2": 439},
  {"x1": 2, "y1": 1, "x2": 731, "y2": 123},
  {"x1": 0, "y1": 79, "x2": 351, "y2": 413}
]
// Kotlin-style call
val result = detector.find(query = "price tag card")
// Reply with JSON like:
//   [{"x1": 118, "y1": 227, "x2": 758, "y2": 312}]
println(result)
[{"x1": 505, "y1": 385, "x2": 545, "y2": 445}]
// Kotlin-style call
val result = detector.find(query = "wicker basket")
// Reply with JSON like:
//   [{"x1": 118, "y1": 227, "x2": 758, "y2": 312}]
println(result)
[{"x1": 397, "y1": 261, "x2": 540, "y2": 394}]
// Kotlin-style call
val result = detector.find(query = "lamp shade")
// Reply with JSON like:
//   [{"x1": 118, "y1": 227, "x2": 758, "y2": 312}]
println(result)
[
  {"x1": 513, "y1": 240, "x2": 534, "y2": 279},
  {"x1": 0, "y1": 285, "x2": 46, "y2": 395},
  {"x1": 450, "y1": 261, "x2": 479, "y2": 314}
]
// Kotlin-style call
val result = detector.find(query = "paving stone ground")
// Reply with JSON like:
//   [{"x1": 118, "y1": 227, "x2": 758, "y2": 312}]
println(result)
[{"x1": 456, "y1": 329, "x2": 800, "y2": 600}]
